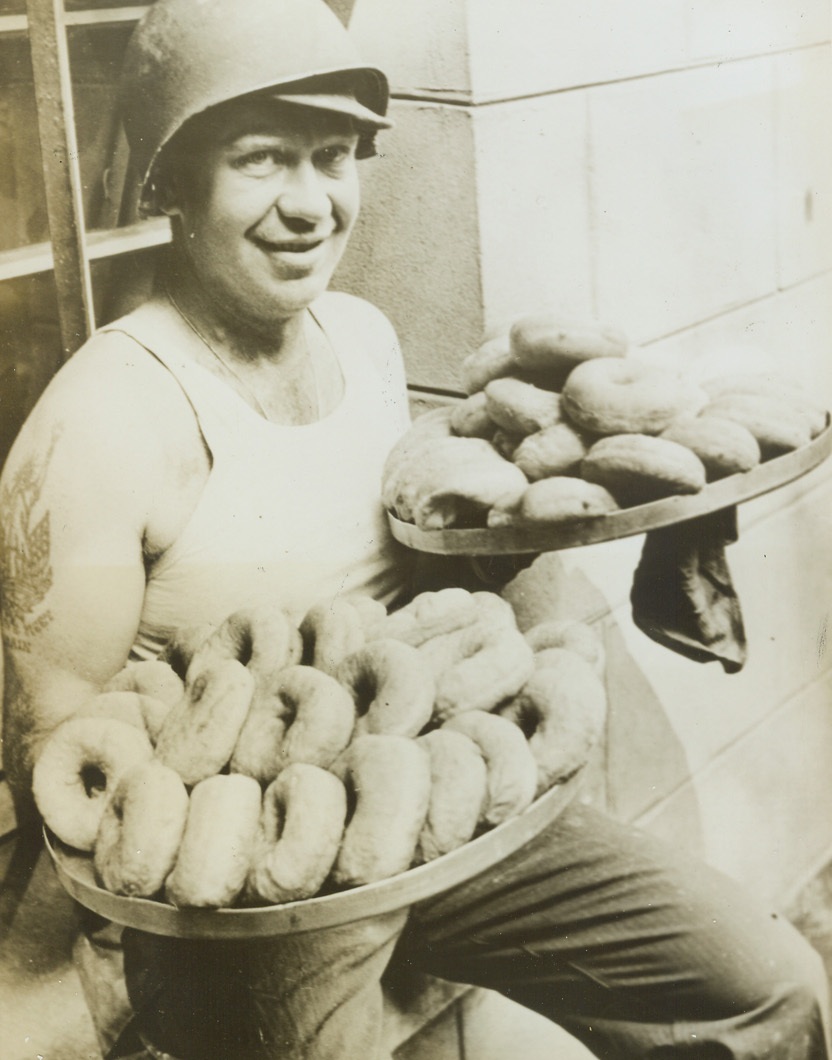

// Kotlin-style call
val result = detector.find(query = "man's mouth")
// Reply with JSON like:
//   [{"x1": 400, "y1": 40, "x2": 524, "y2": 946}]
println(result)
[{"x1": 252, "y1": 236, "x2": 326, "y2": 254}]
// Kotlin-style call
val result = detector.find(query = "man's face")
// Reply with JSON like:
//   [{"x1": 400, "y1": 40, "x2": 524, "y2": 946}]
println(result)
[{"x1": 168, "y1": 97, "x2": 361, "y2": 326}]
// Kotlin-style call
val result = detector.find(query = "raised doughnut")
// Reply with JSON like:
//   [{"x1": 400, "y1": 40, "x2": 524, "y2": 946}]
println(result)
[
  {"x1": 562, "y1": 359, "x2": 708, "y2": 436},
  {"x1": 94, "y1": 759, "x2": 189, "y2": 897},
  {"x1": 33, "y1": 717, "x2": 153, "y2": 851},
  {"x1": 442, "y1": 711, "x2": 537, "y2": 826},
  {"x1": 159, "y1": 622, "x2": 218, "y2": 680},
  {"x1": 703, "y1": 373, "x2": 827, "y2": 437},
  {"x1": 425, "y1": 621, "x2": 535, "y2": 722},
  {"x1": 581, "y1": 434, "x2": 707, "y2": 505},
  {"x1": 104, "y1": 660, "x2": 185, "y2": 710},
  {"x1": 248, "y1": 764, "x2": 347, "y2": 904},
  {"x1": 484, "y1": 378, "x2": 563, "y2": 436},
  {"x1": 376, "y1": 588, "x2": 480, "y2": 647},
  {"x1": 488, "y1": 476, "x2": 618, "y2": 529},
  {"x1": 404, "y1": 436, "x2": 529, "y2": 530},
  {"x1": 525, "y1": 620, "x2": 605, "y2": 677},
  {"x1": 461, "y1": 335, "x2": 516, "y2": 395},
  {"x1": 511, "y1": 422, "x2": 590, "y2": 481},
  {"x1": 500, "y1": 649, "x2": 607, "y2": 794},
  {"x1": 300, "y1": 598, "x2": 366, "y2": 677},
  {"x1": 491, "y1": 429, "x2": 523, "y2": 460},
  {"x1": 166, "y1": 773, "x2": 262, "y2": 908},
  {"x1": 470, "y1": 591, "x2": 518, "y2": 629},
  {"x1": 382, "y1": 407, "x2": 456, "y2": 520},
  {"x1": 510, "y1": 312, "x2": 628, "y2": 376},
  {"x1": 232, "y1": 665, "x2": 355, "y2": 782},
  {"x1": 76, "y1": 690, "x2": 171, "y2": 745},
  {"x1": 699, "y1": 394, "x2": 812, "y2": 459},
  {"x1": 331, "y1": 735, "x2": 431, "y2": 886},
  {"x1": 188, "y1": 604, "x2": 303, "y2": 708},
  {"x1": 337, "y1": 640, "x2": 435, "y2": 737},
  {"x1": 660, "y1": 415, "x2": 761, "y2": 480},
  {"x1": 155, "y1": 660, "x2": 255, "y2": 786},
  {"x1": 450, "y1": 392, "x2": 496, "y2": 439},
  {"x1": 415, "y1": 730, "x2": 488, "y2": 862}
]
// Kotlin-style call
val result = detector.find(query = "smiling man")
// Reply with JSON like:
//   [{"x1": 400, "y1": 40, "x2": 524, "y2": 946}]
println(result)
[{"x1": 1, "y1": 2, "x2": 830, "y2": 1059}]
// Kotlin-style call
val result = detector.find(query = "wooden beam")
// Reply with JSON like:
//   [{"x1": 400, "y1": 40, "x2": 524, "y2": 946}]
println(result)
[{"x1": 26, "y1": 0, "x2": 96, "y2": 356}]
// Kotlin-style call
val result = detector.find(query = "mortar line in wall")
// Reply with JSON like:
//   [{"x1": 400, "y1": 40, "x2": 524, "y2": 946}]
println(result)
[
  {"x1": 632, "y1": 667, "x2": 832, "y2": 829},
  {"x1": 641, "y1": 267, "x2": 832, "y2": 349},
  {"x1": 388, "y1": 40, "x2": 830, "y2": 110}
]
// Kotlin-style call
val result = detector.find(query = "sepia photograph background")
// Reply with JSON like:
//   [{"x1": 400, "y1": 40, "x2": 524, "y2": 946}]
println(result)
[{"x1": 1, "y1": 1, "x2": 831, "y2": 1057}]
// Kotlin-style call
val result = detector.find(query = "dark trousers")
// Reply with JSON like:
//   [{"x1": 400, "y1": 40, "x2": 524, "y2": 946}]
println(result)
[{"x1": 79, "y1": 801, "x2": 829, "y2": 1060}]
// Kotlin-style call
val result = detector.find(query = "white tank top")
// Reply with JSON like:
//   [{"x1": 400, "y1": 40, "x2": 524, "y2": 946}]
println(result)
[{"x1": 100, "y1": 292, "x2": 412, "y2": 659}]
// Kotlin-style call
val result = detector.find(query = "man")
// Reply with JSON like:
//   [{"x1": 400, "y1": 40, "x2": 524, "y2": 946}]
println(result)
[{"x1": 1, "y1": 1, "x2": 828, "y2": 1058}]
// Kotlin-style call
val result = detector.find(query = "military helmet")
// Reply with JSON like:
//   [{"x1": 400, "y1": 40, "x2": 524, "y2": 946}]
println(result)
[{"x1": 119, "y1": 0, "x2": 392, "y2": 211}]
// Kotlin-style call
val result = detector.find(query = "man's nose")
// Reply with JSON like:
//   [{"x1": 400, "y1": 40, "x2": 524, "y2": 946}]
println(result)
[{"x1": 275, "y1": 162, "x2": 331, "y2": 228}]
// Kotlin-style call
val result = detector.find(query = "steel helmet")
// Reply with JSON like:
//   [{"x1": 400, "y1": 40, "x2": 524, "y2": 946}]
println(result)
[{"x1": 119, "y1": 0, "x2": 392, "y2": 211}]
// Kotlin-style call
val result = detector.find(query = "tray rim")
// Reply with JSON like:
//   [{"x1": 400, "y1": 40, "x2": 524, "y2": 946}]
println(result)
[
  {"x1": 45, "y1": 771, "x2": 582, "y2": 940},
  {"x1": 388, "y1": 419, "x2": 832, "y2": 556}
]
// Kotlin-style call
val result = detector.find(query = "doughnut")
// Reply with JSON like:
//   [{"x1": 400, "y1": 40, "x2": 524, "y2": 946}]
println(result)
[
  {"x1": 347, "y1": 594, "x2": 388, "y2": 636},
  {"x1": 511, "y1": 422, "x2": 590, "y2": 481},
  {"x1": 484, "y1": 378, "x2": 563, "y2": 436},
  {"x1": 450, "y1": 392, "x2": 496, "y2": 438},
  {"x1": 75, "y1": 690, "x2": 146, "y2": 731},
  {"x1": 33, "y1": 717, "x2": 153, "y2": 851},
  {"x1": 491, "y1": 429, "x2": 523, "y2": 460},
  {"x1": 525, "y1": 620, "x2": 605, "y2": 677},
  {"x1": 248, "y1": 764, "x2": 347, "y2": 904},
  {"x1": 232, "y1": 664, "x2": 355, "y2": 782},
  {"x1": 442, "y1": 711, "x2": 537, "y2": 826},
  {"x1": 703, "y1": 373, "x2": 827, "y2": 437},
  {"x1": 331, "y1": 735, "x2": 432, "y2": 886},
  {"x1": 488, "y1": 476, "x2": 618, "y2": 528},
  {"x1": 470, "y1": 590, "x2": 518, "y2": 628},
  {"x1": 155, "y1": 660, "x2": 255, "y2": 786},
  {"x1": 660, "y1": 415, "x2": 761, "y2": 480},
  {"x1": 461, "y1": 335, "x2": 516, "y2": 395},
  {"x1": 699, "y1": 394, "x2": 812, "y2": 458},
  {"x1": 581, "y1": 434, "x2": 707, "y2": 505},
  {"x1": 94, "y1": 759, "x2": 189, "y2": 897},
  {"x1": 166, "y1": 773, "x2": 262, "y2": 908},
  {"x1": 415, "y1": 730, "x2": 488, "y2": 862},
  {"x1": 500, "y1": 649, "x2": 607, "y2": 794},
  {"x1": 159, "y1": 622, "x2": 218, "y2": 680},
  {"x1": 401, "y1": 436, "x2": 529, "y2": 530},
  {"x1": 562, "y1": 358, "x2": 708, "y2": 436},
  {"x1": 300, "y1": 598, "x2": 366, "y2": 677},
  {"x1": 188, "y1": 604, "x2": 303, "y2": 708},
  {"x1": 376, "y1": 588, "x2": 480, "y2": 646},
  {"x1": 105, "y1": 659, "x2": 185, "y2": 711},
  {"x1": 425, "y1": 621, "x2": 535, "y2": 722},
  {"x1": 381, "y1": 407, "x2": 456, "y2": 519},
  {"x1": 510, "y1": 312, "x2": 628, "y2": 376},
  {"x1": 337, "y1": 639, "x2": 435, "y2": 737}
]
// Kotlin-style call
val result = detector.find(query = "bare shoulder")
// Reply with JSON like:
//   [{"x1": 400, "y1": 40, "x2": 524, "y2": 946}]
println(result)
[{"x1": 1, "y1": 329, "x2": 208, "y2": 556}]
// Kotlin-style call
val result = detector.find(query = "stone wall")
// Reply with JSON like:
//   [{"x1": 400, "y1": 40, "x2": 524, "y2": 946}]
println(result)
[{"x1": 335, "y1": 0, "x2": 832, "y2": 908}]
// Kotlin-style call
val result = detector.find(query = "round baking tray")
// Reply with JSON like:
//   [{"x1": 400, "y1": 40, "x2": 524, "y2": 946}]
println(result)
[
  {"x1": 388, "y1": 419, "x2": 832, "y2": 556},
  {"x1": 45, "y1": 771, "x2": 581, "y2": 940}
]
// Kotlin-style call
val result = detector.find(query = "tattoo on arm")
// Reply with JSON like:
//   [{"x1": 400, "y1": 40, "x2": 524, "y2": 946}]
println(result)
[{"x1": 0, "y1": 438, "x2": 56, "y2": 651}]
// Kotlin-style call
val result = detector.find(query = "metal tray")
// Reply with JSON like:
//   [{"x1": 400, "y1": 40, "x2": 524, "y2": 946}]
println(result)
[
  {"x1": 388, "y1": 420, "x2": 832, "y2": 556},
  {"x1": 45, "y1": 771, "x2": 581, "y2": 940}
]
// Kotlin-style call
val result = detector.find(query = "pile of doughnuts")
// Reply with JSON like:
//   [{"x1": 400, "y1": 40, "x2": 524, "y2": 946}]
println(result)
[
  {"x1": 383, "y1": 311, "x2": 828, "y2": 528},
  {"x1": 32, "y1": 590, "x2": 606, "y2": 909}
]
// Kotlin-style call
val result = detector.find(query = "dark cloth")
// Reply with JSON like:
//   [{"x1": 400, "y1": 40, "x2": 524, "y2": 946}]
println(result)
[
  {"x1": 631, "y1": 507, "x2": 748, "y2": 673},
  {"x1": 89, "y1": 802, "x2": 828, "y2": 1060}
]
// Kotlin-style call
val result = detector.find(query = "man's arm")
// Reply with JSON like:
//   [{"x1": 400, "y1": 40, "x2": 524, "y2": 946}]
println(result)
[{"x1": 0, "y1": 337, "x2": 201, "y2": 826}]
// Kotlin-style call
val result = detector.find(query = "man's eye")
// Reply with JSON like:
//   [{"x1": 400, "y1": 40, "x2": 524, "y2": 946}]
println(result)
[
  {"x1": 319, "y1": 144, "x2": 353, "y2": 167},
  {"x1": 234, "y1": 149, "x2": 282, "y2": 173}
]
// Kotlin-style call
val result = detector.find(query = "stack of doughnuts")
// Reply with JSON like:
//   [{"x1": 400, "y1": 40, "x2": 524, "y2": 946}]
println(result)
[
  {"x1": 33, "y1": 589, "x2": 606, "y2": 908},
  {"x1": 383, "y1": 311, "x2": 827, "y2": 528}
]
